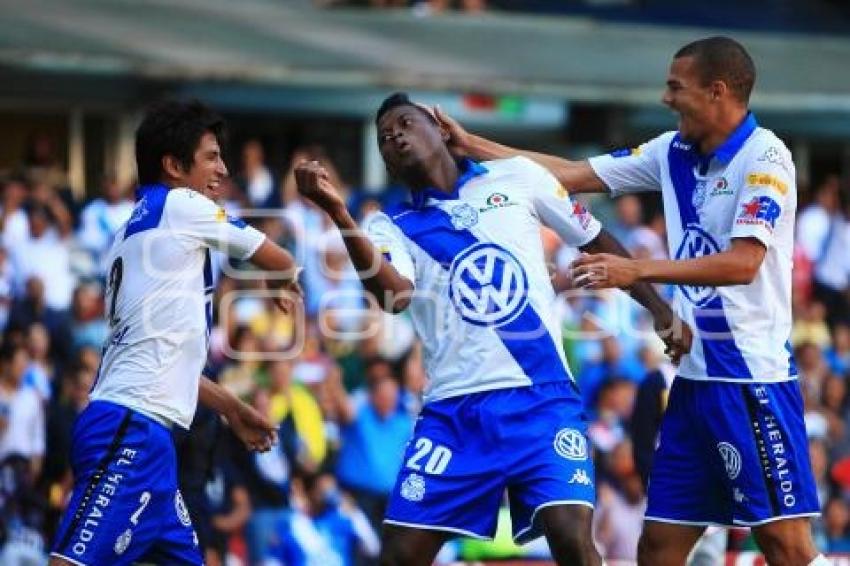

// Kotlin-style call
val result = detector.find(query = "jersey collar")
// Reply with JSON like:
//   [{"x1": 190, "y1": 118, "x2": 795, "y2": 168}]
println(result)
[
  {"x1": 411, "y1": 159, "x2": 488, "y2": 209},
  {"x1": 712, "y1": 111, "x2": 758, "y2": 164},
  {"x1": 135, "y1": 183, "x2": 169, "y2": 201}
]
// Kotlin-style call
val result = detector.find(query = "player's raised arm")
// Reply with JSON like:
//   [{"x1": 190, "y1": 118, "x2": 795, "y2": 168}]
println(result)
[
  {"x1": 434, "y1": 106, "x2": 606, "y2": 194},
  {"x1": 294, "y1": 160, "x2": 414, "y2": 313}
]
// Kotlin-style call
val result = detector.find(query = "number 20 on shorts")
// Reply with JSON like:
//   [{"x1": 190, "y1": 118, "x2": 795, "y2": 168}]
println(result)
[{"x1": 405, "y1": 437, "x2": 453, "y2": 475}]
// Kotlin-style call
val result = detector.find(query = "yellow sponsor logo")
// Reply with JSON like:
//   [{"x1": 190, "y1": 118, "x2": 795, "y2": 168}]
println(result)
[
  {"x1": 631, "y1": 146, "x2": 643, "y2": 156},
  {"x1": 556, "y1": 184, "x2": 569, "y2": 199},
  {"x1": 215, "y1": 208, "x2": 226, "y2": 222},
  {"x1": 747, "y1": 173, "x2": 787, "y2": 195}
]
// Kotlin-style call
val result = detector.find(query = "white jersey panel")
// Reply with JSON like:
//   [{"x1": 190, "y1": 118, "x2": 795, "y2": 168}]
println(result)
[
  {"x1": 89, "y1": 186, "x2": 265, "y2": 428},
  {"x1": 590, "y1": 116, "x2": 797, "y2": 382}
]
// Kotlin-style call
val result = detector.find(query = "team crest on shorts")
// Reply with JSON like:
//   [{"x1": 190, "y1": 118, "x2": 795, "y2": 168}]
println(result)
[
  {"x1": 174, "y1": 490, "x2": 192, "y2": 527},
  {"x1": 554, "y1": 428, "x2": 587, "y2": 461},
  {"x1": 114, "y1": 528, "x2": 132, "y2": 555},
  {"x1": 718, "y1": 442, "x2": 742, "y2": 480},
  {"x1": 400, "y1": 473, "x2": 426, "y2": 502}
]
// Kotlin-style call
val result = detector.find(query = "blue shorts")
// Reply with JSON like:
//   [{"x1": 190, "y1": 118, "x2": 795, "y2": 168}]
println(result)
[
  {"x1": 384, "y1": 381, "x2": 595, "y2": 544},
  {"x1": 51, "y1": 401, "x2": 202, "y2": 565},
  {"x1": 646, "y1": 378, "x2": 820, "y2": 527}
]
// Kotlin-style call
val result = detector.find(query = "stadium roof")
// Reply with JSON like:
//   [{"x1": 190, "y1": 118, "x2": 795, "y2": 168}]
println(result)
[{"x1": 2, "y1": 0, "x2": 850, "y2": 113}]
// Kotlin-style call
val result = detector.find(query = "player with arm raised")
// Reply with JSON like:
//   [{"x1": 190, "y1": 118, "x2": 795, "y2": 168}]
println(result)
[
  {"x1": 295, "y1": 92, "x2": 687, "y2": 566},
  {"x1": 441, "y1": 36, "x2": 823, "y2": 566},
  {"x1": 50, "y1": 100, "x2": 301, "y2": 566}
]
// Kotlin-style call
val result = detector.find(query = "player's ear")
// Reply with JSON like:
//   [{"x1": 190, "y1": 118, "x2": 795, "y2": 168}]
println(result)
[
  {"x1": 161, "y1": 154, "x2": 187, "y2": 182},
  {"x1": 709, "y1": 80, "x2": 727, "y2": 102}
]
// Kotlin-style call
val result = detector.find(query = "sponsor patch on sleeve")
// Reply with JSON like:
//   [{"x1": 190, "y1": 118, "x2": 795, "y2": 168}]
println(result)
[
  {"x1": 610, "y1": 146, "x2": 643, "y2": 158},
  {"x1": 746, "y1": 173, "x2": 788, "y2": 195},
  {"x1": 736, "y1": 196, "x2": 782, "y2": 231}
]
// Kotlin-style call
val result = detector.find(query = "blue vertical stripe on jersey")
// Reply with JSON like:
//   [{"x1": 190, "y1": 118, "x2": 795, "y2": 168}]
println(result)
[
  {"x1": 203, "y1": 250, "x2": 214, "y2": 339},
  {"x1": 668, "y1": 137, "x2": 753, "y2": 379},
  {"x1": 125, "y1": 184, "x2": 170, "y2": 239},
  {"x1": 391, "y1": 204, "x2": 571, "y2": 385},
  {"x1": 785, "y1": 341, "x2": 799, "y2": 377}
]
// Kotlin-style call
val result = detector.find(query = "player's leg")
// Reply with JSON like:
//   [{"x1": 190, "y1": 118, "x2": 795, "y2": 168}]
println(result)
[
  {"x1": 638, "y1": 379, "x2": 726, "y2": 565},
  {"x1": 379, "y1": 523, "x2": 450, "y2": 566},
  {"x1": 751, "y1": 517, "x2": 819, "y2": 566},
  {"x1": 637, "y1": 521, "x2": 706, "y2": 566},
  {"x1": 537, "y1": 504, "x2": 601, "y2": 566}
]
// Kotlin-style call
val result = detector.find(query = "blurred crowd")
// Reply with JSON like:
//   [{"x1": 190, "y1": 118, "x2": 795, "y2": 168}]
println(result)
[{"x1": 0, "y1": 134, "x2": 849, "y2": 565}]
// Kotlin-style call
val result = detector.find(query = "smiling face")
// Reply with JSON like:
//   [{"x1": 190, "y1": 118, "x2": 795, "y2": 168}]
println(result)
[
  {"x1": 377, "y1": 105, "x2": 447, "y2": 178},
  {"x1": 661, "y1": 56, "x2": 720, "y2": 145},
  {"x1": 182, "y1": 131, "x2": 228, "y2": 196}
]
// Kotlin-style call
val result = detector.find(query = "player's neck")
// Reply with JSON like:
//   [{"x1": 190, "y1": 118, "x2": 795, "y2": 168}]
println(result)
[
  {"x1": 698, "y1": 107, "x2": 749, "y2": 155},
  {"x1": 405, "y1": 156, "x2": 459, "y2": 195}
]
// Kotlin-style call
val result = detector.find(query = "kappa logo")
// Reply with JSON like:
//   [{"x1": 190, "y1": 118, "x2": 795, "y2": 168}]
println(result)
[
  {"x1": 448, "y1": 243, "x2": 529, "y2": 327},
  {"x1": 554, "y1": 428, "x2": 587, "y2": 461},
  {"x1": 400, "y1": 473, "x2": 426, "y2": 502},
  {"x1": 450, "y1": 203, "x2": 479, "y2": 230},
  {"x1": 757, "y1": 146, "x2": 792, "y2": 175},
  {"x1": 674, "y1": 225, "x2": 721, "y2": 307},
  {"x1": 718, "y1": 442, "x2": 742, "y2": 480},
  {"x1": 568, "y1": 469, "x2": 593, "y2": 486}
]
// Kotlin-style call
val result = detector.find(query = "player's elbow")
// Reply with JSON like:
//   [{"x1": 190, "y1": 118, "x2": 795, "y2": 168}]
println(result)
[{"x1": 728, "y1": 257, "x2": 760, "y2": 285}]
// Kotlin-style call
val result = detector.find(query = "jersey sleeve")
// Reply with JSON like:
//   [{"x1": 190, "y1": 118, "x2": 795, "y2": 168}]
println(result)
[
  {"x1": 730, "y1": 143, "x2": 795, "y2": 248},
  {"x1": 587, "y1": 133, "x2": 670, "y2": 196},
  {"x1": 166, "y1": 188, "x2": 265, "y2": 259},
  {"x1": 523, "y1": 157, "x2": 602, "y2": 247},
  {"x1": 363, "y1": 211, "x2": 416, "y2": 286}
]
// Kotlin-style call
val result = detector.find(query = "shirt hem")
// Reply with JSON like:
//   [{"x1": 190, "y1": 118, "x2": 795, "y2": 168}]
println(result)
[
  {"x1": 675, "y1": 374, "x2": 798, "y2": 383},
  {"x1": 423, "y1": 376, "x2": 569, "y2": 405}
]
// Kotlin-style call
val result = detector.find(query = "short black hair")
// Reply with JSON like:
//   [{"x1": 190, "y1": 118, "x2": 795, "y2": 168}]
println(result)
[
  {"x1": 675, "y1": 36, "x2": 756, "y2": 103},
  {"x1": 375, "y1": 92, "x2": 435, "y2": 125},
  {"x1": 135, "y1": 99, "x2": 225, "y2": 185}
]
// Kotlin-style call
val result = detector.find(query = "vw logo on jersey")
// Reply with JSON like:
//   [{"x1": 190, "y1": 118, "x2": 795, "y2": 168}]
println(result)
[
  {"x1": 448, "y1": 243, "x2": 529, "y2": 327},
  {"x1": 718, "y1": 442, "x2": 742, "y2": 480},
  {"x1": 554, "y1": 428, "x2": 587, "y2": 461},
  {"x1": 450, "y1": 203, "x2": 479, "y2": 230},
  {"x1": 674, "y1": 224, "x2": 721, "y2": 307}
]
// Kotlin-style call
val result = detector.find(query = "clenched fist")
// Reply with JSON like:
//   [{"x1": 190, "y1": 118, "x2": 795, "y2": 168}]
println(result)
[{"x1": 294, "y1": 160, "x2": 347, "y2": 217}]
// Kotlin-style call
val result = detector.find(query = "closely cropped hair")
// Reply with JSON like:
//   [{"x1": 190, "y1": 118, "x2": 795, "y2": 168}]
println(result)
[
  {"x1": 135, "y1": 100, "x2": 225, "y2": 185},
  {"x1": 375, "y1": 92, "x2": 436, "y2": 125},
  {"x1": 675, "y1": 36, "x2": 756, "y2": 103}
]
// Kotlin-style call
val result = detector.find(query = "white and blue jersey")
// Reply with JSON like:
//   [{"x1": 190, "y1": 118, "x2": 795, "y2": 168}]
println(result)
[
  {"x1": 52, "y1": 184, "x2": 265, "y2": 565},
  {"x1": 369, "y1": 157, "x2": 602, "y2": 542},
  {"x1": 366, "y1": 156, "x2": 601, "y2": 403},
  {"x1": 590, "y1": 113, "x2": 797, "y2": 383},
  {"x1": 589, "y1": 115, "x2": 818, "y2": 526}
]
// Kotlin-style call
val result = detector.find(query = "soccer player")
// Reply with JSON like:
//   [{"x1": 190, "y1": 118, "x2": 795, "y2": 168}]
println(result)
[
  {"x1": 294, "y1": 92, "x2": 688, "y2": 566},
  {"x1": 49, "y1": 100, "x2": 302, "y2": 566},
  {"x1": 438, "y1": 36, "x2": 824, "y2": 566}
]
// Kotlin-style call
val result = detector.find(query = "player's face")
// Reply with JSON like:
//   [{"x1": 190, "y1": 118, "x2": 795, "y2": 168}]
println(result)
[
  {"x1": 662, "y1": 56, "x2": 715, "y2": 144},
  {"x1": 185, "y1": 131, "x2": 228, "y2": 196},
  {"x1": 377, "y1": 106, "x2": 445, "y2": 175}
]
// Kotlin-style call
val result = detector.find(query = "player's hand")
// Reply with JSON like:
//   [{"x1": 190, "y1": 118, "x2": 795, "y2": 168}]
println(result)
[
  {"x1": 433, "y1": 105, "x2": 472, "y2": 158},
  {"x1": 654, "y1": 313, "x2": 693, "y2": 365},
  {"x1": 266, "y1": 275, "x2": 303, "y2": 314},
  {"x1": 226, "y1": 399, "x2": 278, "y2": 452},
  {"x1": 570, "y1": 253, "x2": 640, "y2": 289},
  {"x1": 294, "y1": 160, "x2": 347, "y2": 217}
]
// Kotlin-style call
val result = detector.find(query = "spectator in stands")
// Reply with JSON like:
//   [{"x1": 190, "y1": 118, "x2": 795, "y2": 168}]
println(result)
[
  {"x1": 68, "y1": 283, "x2": 107, "y2": 354},
  {"x1": 267, "y1": 359, "x2": 326, "y2": 468},
  {"x1": 236, "y1": 139, "x2": 277, "y2": 208},
  {"x1": 0, "y1": 344, "x2": 45, "y2": 479},
  {"x1": 0, "y1": 176, "x2": 30, "y2": 251},
  {"x1": 594, "y1": 439, "x2": 646, "y2": 562},
  {"x1": 823, "y1": 498, "x2": 850, "y2": 552},
  {"x1": 271, "y1": 471, "x2": 379, "y2": 566},
  {"x1": 76, "y1": 173, "x2": 133, "y2": 274},
  {"x1": 826, "y1": 323, "x2": 850, "y2": 376},
  {"x1": 22, "y1": 323, "x2": 52, "y2": 401},
  {"x1": 331, "y1": 359, "x2": 413, "y2": 530}
]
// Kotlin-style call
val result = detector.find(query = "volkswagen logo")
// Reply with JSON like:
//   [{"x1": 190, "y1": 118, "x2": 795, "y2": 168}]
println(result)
[
  {"x1": 554, "y1": 428, "x2": 587, "y2": 461},
  {"x1": 448, "y1": 243, "x2": 529, "y2": 327},
  {"x1": 674, "y1": 224, "x2": 721, "y2": 306},
  {"x1": 718, "y1": 442, "x2": 742, "y2": 480}
]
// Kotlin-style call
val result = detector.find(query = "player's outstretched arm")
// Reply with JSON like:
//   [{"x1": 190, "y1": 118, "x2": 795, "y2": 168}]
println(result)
[
  {"x1": 294, "y1": 161, "x2": 414, "y2": 313},
  {"x1": 573, "y1": 237, "x2": 767, "y2": 289},
  {"x1": 434, "y1": 106, "x2": 607, "y2": 194},
  {"x1": 248, "y1": 239, "x2": 303, "y2": 313},
  {"x1": 578, "y1": 229, "x2": 692, "y2": 363},
  {"x1": 198, "y1": 376, "x2": 277, "y2": 452}
]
